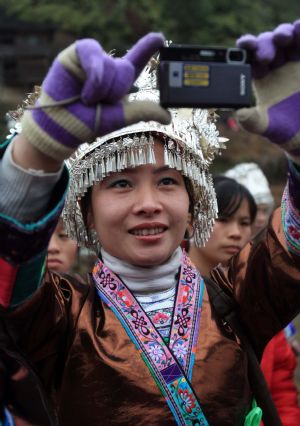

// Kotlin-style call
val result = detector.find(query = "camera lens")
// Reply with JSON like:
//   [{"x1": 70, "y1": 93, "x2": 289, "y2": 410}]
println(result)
[{"x1": 227, "y1": 48, "x2": 246, "y2": 63}]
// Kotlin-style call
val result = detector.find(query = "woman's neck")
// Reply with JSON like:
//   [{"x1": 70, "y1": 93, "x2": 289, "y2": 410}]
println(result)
[
  {"x1": 188, "y1": 245, "x2": 215, "y2": 277},
  {"x1": 100, "y1": 247, "x2": 182, "y2": 295}
]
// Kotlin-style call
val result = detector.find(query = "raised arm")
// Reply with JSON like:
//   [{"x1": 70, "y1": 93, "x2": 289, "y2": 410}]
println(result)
[
  {"x1": 13, "y1": 34, "x2": 170, "y2": 170},
  {"x1": 0, "y1": 33, "x2": 170, "y2": 308},
  {"x1": 214, "y1": 21, "x2": 300, "y2": 352},
  {"x1": 236, "y1": 21, "x2": 300, "y2": 253}
]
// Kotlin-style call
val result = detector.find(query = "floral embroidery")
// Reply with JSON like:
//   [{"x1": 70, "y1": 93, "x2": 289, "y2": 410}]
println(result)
[
  {"x1": 169, "y1": 252, "x2": 204, "y2": 382},
  {"x1": 178, "y1": 389, "x2": 196, "y2": 414},
  {"x1": 288, "y1": 224, "x2": 300, "y2": 240},
  {"x1": 92, "y1": 252, "x2": 208, "y2": 425},
  {"x1": 152, "y1": 311, "x2": 170, "y2": 325},
  {"x1": 117, "y1": 290, "x2": 132, "y2": 308},
  {"x1": 149, "y1": 343, "x2": 165, "y2": 363},
  {"x1": 183, "y1": 266, "x2": 196, "y2": 283},
  {"x1": 182, "y1": 285, "x2": 190, "y2": 304},
  {"x1": 173, "y1": 341, "x2": 188, "y2": 360}
]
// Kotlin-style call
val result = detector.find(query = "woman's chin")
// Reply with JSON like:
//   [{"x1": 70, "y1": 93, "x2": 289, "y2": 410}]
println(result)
[{"x1": 130, "y1": 249, "x2": 175, "y2": 268}]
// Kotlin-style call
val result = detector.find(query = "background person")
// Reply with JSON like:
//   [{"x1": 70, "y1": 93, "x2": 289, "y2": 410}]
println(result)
[
  {"x1": 2, "y1": 218, "x2": 80, "y2": 426},
  {"x1": 224, "y1": 161, "x2": 300, "y2": 360},
  {"x1": 189, "y1": 176, "x2": 300, "y2": 426},
  {"x1": 47, "y1": 218, "x2": 78, "y2": 274},
  {"x1": 189, "y1": 176, "x2": 256, "y2": 276},
  {"x1": 224, "y1": 162, "x2": 274, "y2": 237}
]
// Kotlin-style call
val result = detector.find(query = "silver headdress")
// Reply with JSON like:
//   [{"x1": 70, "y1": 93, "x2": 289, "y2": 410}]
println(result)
[
  {"x1": 224, "y1": 162, "x2": 274, "y2": 207},
  {"x1": 60, "y1": 64, "x2": 227, "y2": 250},
  {"x1": 5, "y1": 68, "x2": 227, "y2": 250}
]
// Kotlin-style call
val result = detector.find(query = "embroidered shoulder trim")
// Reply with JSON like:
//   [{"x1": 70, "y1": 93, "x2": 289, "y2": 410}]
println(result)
[{"x1": 282, "y1": 184, "x2": 300, "y2": 254}]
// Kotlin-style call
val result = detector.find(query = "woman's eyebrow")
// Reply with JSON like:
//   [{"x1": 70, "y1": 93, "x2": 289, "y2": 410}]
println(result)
[
  {"x1": 109, "y1": 165, "x2": 171, "y2": 176},
  {"x1": 153, "y1": 166, "x2": 171, "y2": 174}
]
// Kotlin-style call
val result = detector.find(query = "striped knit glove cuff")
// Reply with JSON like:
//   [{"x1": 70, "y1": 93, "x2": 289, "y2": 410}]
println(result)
[
  {"x1": 21, "y1": 34, "x2": 170, "y2": 162},
  {"x1": 236, "y1": 20, "x2": 300, "y2": 166}
]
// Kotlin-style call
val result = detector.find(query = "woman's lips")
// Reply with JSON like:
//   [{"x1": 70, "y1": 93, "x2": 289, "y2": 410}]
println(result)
[
  {"x1": 129, "y1": 223, "x2": 167, "y2": 242},
  {"x1": 47, "y1": 259, "x2": 63, "y2": 268},
  {"x1": 132, "y1": 232, "x2": 165, "y2": 242},
  {"x1": 222, "y1": 246, "x2": 241, "y2": 255}
]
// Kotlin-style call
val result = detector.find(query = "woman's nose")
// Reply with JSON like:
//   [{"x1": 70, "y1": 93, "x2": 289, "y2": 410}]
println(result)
[
  {"x1": 228, "y1": 222, "x2": 242, "y2": 239},
  {"x1": 132, "y1": 187, "x2": 162, "y2": 215},
  {"x1": 47, "y1": 235, "x2": 60, "y2": 253},
  {"x1": 255, "y1": 210, "x2": 268, "y2": 226}
]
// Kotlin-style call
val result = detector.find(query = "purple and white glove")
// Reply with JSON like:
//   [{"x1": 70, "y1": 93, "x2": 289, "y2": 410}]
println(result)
[
  {"x1": 236, "y1": 20, "x2": 300, "y2": 165},
  {"x1": 21, "y1": 33, "x2": 171, "y2": 162}
]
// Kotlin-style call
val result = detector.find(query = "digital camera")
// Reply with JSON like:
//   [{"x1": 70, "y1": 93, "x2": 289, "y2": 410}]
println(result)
[{"x1": 159, "y1": 45, "x2": 252, "y2": 109}]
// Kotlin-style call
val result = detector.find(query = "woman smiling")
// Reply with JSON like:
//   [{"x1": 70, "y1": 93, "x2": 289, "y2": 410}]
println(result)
[{"x1": 1, "y1": 23, "x2": 300, "y2": 426}]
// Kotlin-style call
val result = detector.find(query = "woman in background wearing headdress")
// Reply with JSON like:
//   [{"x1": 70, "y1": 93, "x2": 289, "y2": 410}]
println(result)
[
  {"x1": 189, "y1": 175, "x2": 300, "y2": 426},
  {"x1": 1, "y1": 22, "x2": 300, "y2": 426},
  {"x1": 224, "y1": 163, "x2": 274, "y2": 238}
]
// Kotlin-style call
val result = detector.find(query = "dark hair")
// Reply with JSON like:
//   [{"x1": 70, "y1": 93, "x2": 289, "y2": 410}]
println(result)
[
  {"x1": 214, "y1": 176, "x2": 257, "y2": 223},
  {"x1": 80, "y1": 187, "x2": 92, "y2": 229}
]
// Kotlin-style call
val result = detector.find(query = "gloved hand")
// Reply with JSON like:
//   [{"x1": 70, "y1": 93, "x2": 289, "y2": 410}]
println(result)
[
  {"x1": 236, "y1": 20, "x2": 300, "y2": 165},
  {"x1": 21, "y1": 33, "x2": 171, "y2": 162}
]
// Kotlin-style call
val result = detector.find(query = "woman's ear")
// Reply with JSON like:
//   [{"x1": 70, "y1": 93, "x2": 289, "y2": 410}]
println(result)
[
  {"x1": 187, "y1": 213, "x2": 193, "y2": 231},
  {"x1": 86, "y1": 208, "x2": 95, "y2": 229},
  {"x1": 78, "y1": 191, "x2": 94, "y2": 229}
]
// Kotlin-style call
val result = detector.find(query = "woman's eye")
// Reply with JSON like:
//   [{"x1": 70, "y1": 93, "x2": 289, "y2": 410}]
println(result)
[
  {"x1": 159, "y1": 177, "x2": 177, "y2": 186},
  {"x1": 240, "y1": 221, "x2": 251, "y2": 227},
  {"x1": 110, "y1": 179, "x2": 131, "y2": 189},
  {"x1": 58, "y1": 233, "x2": 69, "y2": 240},
  {"x1": 216, "y1": 216, "x2": 228, "y2": 223}
]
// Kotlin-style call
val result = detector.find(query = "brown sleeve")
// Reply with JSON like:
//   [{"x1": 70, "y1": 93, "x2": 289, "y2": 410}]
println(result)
[
  {"x1": 211, "y1": 208, "x2": 300, "y2": 354},
  {"x1": 0, "y1": 271, "x2": 91, "y2": 389}
]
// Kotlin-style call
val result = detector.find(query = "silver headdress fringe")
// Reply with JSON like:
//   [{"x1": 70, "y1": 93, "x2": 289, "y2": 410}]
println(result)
[
  {"x1": 61, "y1": 62, "x2": 226, "y2": 250},
  {"x1": 4, "y1": 72, "x2": 227, "y2": 250}
]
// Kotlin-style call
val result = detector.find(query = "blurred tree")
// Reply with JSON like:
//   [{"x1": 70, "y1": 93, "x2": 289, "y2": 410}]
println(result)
[
  {"x1": 0, "y1": 0, "x2": 299, "y2": 183},
  {"x1": 0, "y1": 0, "x2": 299, "y2": 50},
  {"x1": 0, "y1": 0, "x2": 166, "y2": 51}
]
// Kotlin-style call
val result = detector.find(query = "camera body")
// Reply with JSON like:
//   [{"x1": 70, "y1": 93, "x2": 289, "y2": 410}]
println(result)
[{"x1": 159, "y1": 45, "x2": 252, "y2": 109}]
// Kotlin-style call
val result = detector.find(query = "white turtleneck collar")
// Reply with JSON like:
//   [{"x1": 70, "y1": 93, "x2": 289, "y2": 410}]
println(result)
[{"x1": 100, "y1": 247, "x2": 182, "y2": 295}]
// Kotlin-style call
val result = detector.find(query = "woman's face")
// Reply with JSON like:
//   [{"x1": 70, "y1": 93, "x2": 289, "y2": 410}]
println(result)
[
  {"x1": 252, "y1": 203, "x2": 271, "y2": 236},
  {"x1": 199, "y1": 198, "x2": 252, "y2": 268},
  {"x1": 47, "y1": 221, "x2": 78, "y2": 273},
  {"x1": 89, "y1": 140, "x2": 190, "y2": 267}
]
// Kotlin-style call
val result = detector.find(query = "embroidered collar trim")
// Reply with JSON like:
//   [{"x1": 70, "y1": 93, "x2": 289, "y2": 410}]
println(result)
[{"x1": 92, "y1": 251, "x2": 208, "y2": 425}]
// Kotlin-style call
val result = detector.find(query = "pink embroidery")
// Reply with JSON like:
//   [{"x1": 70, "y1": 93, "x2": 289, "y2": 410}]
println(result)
[
  {"x1": 178, "y1": 389, "x2": 196, "y2": 413},
  {"x1": 170, "y1": 252, "x2": 203, "y2": 375},
  {"x1": 173, "y1": 341, "x2": 188, "y2": 360},
  {"x1": 152, "y1": 311, "x2": 170, "y2": 325},
  {"x1": 118, "y1": 289, "x2": 132, "y2": 307},
  {"x1": 288, "y1": 225, "x2": 300, "y2": 240},
  {"x1": 94, "y1": 263, "x2": 172, "y2": 370},
  {"x1": 92, "y1": 252, "x2": 207, "y2": 425}
]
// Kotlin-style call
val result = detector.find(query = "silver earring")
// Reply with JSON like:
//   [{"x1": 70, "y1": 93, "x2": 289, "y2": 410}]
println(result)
[
  {"x1": 88, "y1": 228, "x2": 101, "y2": 253},
  {"x1": 183, "y1": 226, "x2": 195, "y2": 241}
]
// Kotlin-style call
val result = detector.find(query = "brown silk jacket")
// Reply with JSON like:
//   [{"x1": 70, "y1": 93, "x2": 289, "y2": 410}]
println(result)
[{"x1": 1, "y1": 209, "x2": 300, "y2": 426}]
